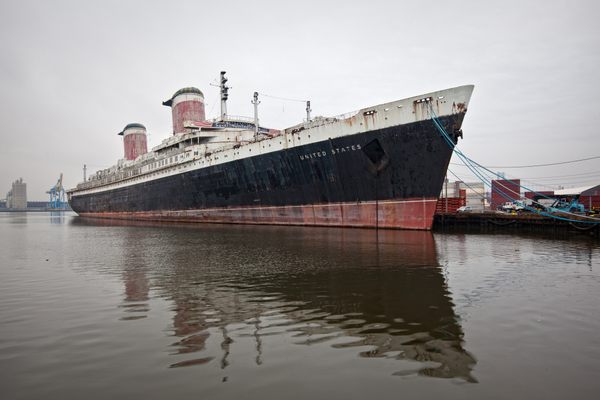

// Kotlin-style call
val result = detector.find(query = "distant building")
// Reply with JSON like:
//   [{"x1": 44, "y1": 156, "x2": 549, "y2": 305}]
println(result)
[
  {"x1": 440, "y1": 180, "x2": 488, "y2": 210},
  {"x1": 581, "y1": 184, "x2": 600, "y2": 210},
  {"x1": 27, "y1": 201, "x2": 49, "y2": 208},
  {"x1": 524, "y1": 191, "x2": 554, "y2": 200},
  {"x1": 555, "y1": 184, "x2": 600, "y2": 211},
  {"x1": 6, "y1": 178, "x2": 27, "y2": 209},
  {"x1": 456, "y1": 181, "x2": 486, "y2": 210}
]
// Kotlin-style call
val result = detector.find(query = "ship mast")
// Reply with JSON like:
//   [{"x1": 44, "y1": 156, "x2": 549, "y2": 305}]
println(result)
[
  {"x1": 306, "y1": 101, "x2": 311, "y2": 124},
  {"x1": 220, "y1": 71, "x2": 229, "y2": 120},
  {"x1": 252, "y1": 92, "x2": 260, "y2": 139}
]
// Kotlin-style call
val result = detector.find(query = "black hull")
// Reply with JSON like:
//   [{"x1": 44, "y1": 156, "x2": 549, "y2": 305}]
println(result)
[{"x1": 70, "y1": 115, "x2": 463, "y2": 229}]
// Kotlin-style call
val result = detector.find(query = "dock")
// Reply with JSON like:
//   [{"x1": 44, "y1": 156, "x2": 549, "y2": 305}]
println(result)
[{"x1": 434, "y1": 212, "x2": 600, "y2": 236}]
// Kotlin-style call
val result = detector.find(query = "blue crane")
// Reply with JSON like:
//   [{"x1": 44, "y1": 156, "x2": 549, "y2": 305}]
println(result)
[{"x1": 47, "y1": 173, "x2": 66, "y2": 210}]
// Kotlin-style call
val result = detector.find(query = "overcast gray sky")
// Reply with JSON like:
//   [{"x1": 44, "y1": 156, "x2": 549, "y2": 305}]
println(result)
[{"x1": 1, "y1": 0, "x2": 599, "y2": 200}]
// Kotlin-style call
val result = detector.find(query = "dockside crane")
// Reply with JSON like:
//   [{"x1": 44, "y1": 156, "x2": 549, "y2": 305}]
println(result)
[{"x1": 47, "y1": 173, "x2": 66, "y2": 209}]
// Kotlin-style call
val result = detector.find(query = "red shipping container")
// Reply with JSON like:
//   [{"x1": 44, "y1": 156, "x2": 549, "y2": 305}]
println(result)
[
  {"x1": 580, "y1": 195, "x2": 600, "y2": 210},
  {"x1": 491, "y1": 179, "x2": 521, "y2": 209}
]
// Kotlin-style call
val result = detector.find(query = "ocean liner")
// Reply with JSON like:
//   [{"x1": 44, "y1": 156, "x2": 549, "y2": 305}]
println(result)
[{"x1": 68, "y1": 72, "x2": 474, "y2": 230}]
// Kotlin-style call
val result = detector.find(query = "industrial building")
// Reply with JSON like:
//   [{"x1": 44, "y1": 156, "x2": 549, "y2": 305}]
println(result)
[
  {"x1": 6, "y1": 178, "x2": 27, "y2": 209},
  {"x1": 554, "y1": 184, "x2": 600, "y2": 211},
  {"x1": 439, "y1": 178, "x2": 600, "y2": 214},
  {"x1": 440, "y1": 180, "x2": 488, "y2": 211}
]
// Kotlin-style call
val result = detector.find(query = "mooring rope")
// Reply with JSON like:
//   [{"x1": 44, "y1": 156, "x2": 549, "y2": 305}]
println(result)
[{"x1": 427, "y1": 103, "x2": 599, "y2": 225}]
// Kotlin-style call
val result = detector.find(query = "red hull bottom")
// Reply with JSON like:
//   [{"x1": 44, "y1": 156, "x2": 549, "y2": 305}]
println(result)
[{"x1": 78, "y1": 198, "x2": 439, "y2": 230}]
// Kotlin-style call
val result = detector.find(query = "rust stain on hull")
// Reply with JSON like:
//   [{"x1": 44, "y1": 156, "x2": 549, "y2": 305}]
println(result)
[{"x1": 79, "y1": 198, "x2": 438, "y2": 230}]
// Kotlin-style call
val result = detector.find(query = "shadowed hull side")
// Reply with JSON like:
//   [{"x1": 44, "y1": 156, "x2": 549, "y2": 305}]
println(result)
[{"x1": 71, "y1": 114, "x2": 463, "y2": 230}]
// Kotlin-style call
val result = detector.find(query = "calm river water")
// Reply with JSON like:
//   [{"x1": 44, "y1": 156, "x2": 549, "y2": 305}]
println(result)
[{"x1": 1, "y1": 212, "x2": 599, "y2": 399}]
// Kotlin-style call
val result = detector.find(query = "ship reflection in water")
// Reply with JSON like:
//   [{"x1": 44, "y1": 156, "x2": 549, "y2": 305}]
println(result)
[{"x1": 80, "y1": 219, "x2": 476, "y2": 381}]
